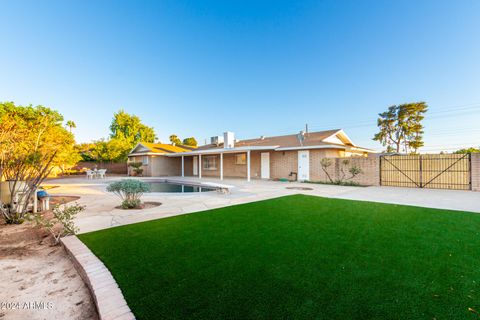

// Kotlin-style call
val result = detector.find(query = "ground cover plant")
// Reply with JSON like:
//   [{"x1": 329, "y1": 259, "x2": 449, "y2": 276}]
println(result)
[{"x1": 79, "y1": 195, "x2": 480, "y2": 320}]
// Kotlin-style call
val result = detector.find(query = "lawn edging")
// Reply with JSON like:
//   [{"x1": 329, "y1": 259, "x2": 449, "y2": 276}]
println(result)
[{"x1": 61, "y1": 235, "x2": 135, "y2": 320}]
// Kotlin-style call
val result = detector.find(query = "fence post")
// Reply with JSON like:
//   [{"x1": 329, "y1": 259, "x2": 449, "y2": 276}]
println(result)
[
  {"x1": 379, "y1": 156, "x2": 382, "y2": 186},
  {"x1": 469, "y1": 153, "x2": 472, "y2": 190},
  {"x1": 419, "y1": 155, "x2": 423, "y2": 188}
]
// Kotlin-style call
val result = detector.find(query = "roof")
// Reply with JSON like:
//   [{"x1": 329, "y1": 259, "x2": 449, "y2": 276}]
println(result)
[
  {"x1": 129, "y1": 142, "x2": 196, "y2": 156},
  {"x1": 129, "y1": 129, "x2": 375, "y2": 157},
  {"x1": 196, "y1": 129, "x2": 352, "y2": 151}
]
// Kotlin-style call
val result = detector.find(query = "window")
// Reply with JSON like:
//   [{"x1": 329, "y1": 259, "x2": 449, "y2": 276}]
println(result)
[
  {"x1": 142, "y1": 156, "x2": 149, "y2": 165},
  {"x1": 235, "y1": 154, "x2": 246, "y2": 165},
  {"x1": 203, "y1": 156, "x2": 217, "y2": 170}
]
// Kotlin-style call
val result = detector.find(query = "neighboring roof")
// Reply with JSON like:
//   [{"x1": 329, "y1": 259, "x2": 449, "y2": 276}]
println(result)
[{"x1": 128, "y1": 142, "x2": 196, "y2": 156}]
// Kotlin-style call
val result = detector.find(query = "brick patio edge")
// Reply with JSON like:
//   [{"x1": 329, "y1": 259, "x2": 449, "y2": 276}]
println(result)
[{"x1": 61, "y1": 235, "x2": 136, "y2": 320}]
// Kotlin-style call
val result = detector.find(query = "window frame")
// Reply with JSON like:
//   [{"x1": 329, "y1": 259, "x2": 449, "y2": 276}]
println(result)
[
  {"x1": 142, "y1": 156, "x2": 149, "y2": 166},
  {"x1": 203, "y1": 156, "x2": 217, "y2": 170},
  {"x1": 235, "y1": 153, "x2": 247, "y2": 165}
]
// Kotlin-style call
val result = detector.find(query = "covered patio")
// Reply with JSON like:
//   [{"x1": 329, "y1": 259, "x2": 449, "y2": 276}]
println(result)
[{"x1": 168, "y1": 146, "x2": 278, "y2": 181}]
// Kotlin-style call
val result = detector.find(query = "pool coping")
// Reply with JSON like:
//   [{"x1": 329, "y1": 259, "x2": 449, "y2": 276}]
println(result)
[
  {"x1": 140, "y1": 178, "x2": 234, "y2": 194},
  {"x1": 61, "y1": 235, "x2": 136, "y2": 320},
  {"x1": 163, "y1": 178, "x2": 234, "y2": 189},
  {"x1": 103, "y1": 177, "x2": 234, "y2": 192}
]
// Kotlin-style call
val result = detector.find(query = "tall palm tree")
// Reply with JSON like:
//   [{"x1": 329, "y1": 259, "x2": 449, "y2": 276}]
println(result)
[{"x1": 66, "y1": 120, "x2": 76, "y2": 133}]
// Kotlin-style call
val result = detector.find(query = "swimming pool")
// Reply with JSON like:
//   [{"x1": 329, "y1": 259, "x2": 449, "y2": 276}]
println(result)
[{"x1": 145, "y1": 180, "x2": 217, "y2": 193}]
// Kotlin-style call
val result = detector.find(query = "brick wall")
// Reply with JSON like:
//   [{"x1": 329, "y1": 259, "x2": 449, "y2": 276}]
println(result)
[
  {"x1": 270, "y1": 151, "x2": 298, "y2": 180},
  {"x1": 268, "y1": 149, "x2": 378, "y2": 185},
  {"x1": 150, "y1": 156, "x2": 181, "y2": 176},
  {"x1": 309, "y1": 155, "x2": 379, "y2": 186},
  {"x1": 472, "y1": 153, "x2": 480, "y2": 191}
]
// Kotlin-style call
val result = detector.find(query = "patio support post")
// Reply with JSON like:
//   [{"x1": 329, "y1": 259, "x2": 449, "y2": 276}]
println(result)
[
  {"x1": 247, "y1": 150, "x2": 251, "y2": 182},
  {"x1": 199, "y1": 154, "x2": 202, "y2": 179},
  {"x1": 220, "y1": 153, "x2": 223, "y2": 180},
  {"x1": 181, "y1": 155, "x2": 184, "y2": 177}
]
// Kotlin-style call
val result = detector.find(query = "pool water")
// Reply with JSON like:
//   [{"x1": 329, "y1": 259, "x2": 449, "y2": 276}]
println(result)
[{"x1": 146, "y1": 181, "x2": 217, "y2": 193}]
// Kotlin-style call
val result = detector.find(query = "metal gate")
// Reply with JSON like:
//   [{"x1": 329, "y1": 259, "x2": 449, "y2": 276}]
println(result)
[{"x1": 380, "y1": 154, "x2": 471, "y2": 190}]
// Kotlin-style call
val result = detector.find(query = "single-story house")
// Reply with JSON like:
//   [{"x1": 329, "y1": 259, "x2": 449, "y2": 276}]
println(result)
[{"x1": 127, "y1": 129, "x2": 374, "y2": 181}]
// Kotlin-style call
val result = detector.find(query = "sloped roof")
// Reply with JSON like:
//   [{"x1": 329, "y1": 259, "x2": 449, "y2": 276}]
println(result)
[
  {"x1": 196, "y1": 129, "x2": 351, "y2": 150},
  {"x1": 130, "y1": 142, "x2": 196, "y2": 155}
]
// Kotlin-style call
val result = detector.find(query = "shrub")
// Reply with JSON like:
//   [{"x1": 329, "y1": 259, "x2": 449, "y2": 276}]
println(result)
[
  {"x1": 128, "y1": 162, "x2": 144, "y2": 176},
  {"x1": 122, "y1": 199, "x2": 141, "y2": 209},
  {"x1": 29, "y1": 203, "x2": 85, "y2": 245},
  {"x1": 107, "y1": 179, "x2": 150, "y2": 209},
  {"x1": 319, "y1": 158, "x2": 363, "y2": 184}
]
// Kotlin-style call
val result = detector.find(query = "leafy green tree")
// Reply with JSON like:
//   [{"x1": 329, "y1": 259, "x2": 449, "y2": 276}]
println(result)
[
  {"x1": 182, "y1": 137, "x2": 197, "y2": 147},
  {"x1": 66, "y1": 120, "x2": 76, "y2": 133},
  {"x1": 106, "y1": 110, "x2": 156, "y2": 162},
  {"x1": 0, "y1": 102, "x2": 77, "y2": 223},
  {"x1": 91, "y1": 138, "x2": 131, "y2": 162},
  {"x1": 75, "y1": 142, "x2": 97, "y2": 161},
  {"x1": 110, "y1": 110, "x2": 156, "y2": 146},
  {"x1": 54, "y1": 142, "x2": 82, "y2": 174},
  {"x1": 169, "y1": 134, "x2": 182, "y2": 146},
  {"x1": 373, "y1": 102, "x2": 428, "y2": 154},
  {"x1": 454, "y1": 147, "x2": 480, "y2": 154}
]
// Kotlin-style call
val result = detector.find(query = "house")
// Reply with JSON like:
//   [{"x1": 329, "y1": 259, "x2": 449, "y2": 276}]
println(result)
[{"x1": 127, "y1": 129, "x2": 374, "y2": 181}]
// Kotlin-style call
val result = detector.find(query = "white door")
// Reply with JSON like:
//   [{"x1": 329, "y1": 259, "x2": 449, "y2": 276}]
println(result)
[
  {"x1": 193, "y1": 156, "x2": 198, "y2": 176},
  {"x1": 261, "y1": 152, "x2": 270, "y2": 179},
  {"x1": 297, "y1": 151, "x2": 310, "y2": 181}
]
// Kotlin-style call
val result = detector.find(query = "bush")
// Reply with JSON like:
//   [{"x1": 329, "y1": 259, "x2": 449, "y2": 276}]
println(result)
[
  {"x1": 122, "y1": 199, "x2": 141, "y2": 209},
  {"x1": 29, "y1": 203, "x2": 85, "y2": 245},
  {"x1": 128, "y1": 162, "x2": 144, "y2": 176},
  {"x1": 320, "y1": 158, "x2": 363, "y2": 184},
  {"x1": 107, "y1": 179, "x2": 150, "y2": 209}
]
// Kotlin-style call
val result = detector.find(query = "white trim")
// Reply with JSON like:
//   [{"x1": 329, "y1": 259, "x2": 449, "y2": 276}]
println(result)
[
  {"x1": 275, "y1": 145, "x2": 346, "y2": 151},
  {"x1": 347, "y1": 146, "x2": 377, "y2": 153},
  {"x1": 128, "y1": 142, "x2": 147, "y2": 155},
  {"x1": 181, "y1": 155, "x2": 184, "y2": 177},
  {"x1": 128, "y1": 152, "x2": 166, "y2": 157},
  {"x1": 321, "y1": 129, "x2": 355, "y2": 146},
  {"x1": 260, "y1": 152, "x2": 270, "y2": 179},
  {"x1": 131, "y1": 144, "x2": 374, "y2": 157},
  {"x1": 193, "y1": 156, "x2": 198, "y2": 176},
  {"x1": 220, "y1": 153, "x2": 223, "y2": 180},
  {"x1": 247, "y1": 150, "x2": 251, "y2": 182},
  {"x1": 166, "y1": 146, "x2": 279, "y2": 157},
  {"x1": 297, "y1": 150, "x2": 310, "y2": 181},
  {"x1": 198, "y1": 154, "x2": 202, "y2": 179}
]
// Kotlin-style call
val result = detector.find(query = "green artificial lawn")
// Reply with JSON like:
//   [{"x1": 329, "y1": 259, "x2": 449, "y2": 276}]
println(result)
[{"x1": 78, "y1": 195, "x2": 480, "y2": 319}]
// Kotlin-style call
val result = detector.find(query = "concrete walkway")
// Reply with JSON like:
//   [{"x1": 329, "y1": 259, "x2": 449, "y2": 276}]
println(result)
[
  {"x1": 332, "y1": 185, "x2": 480, "y2": 213},
  {"x1": 43, "y1": 176, "x2": 480, "y2": 234}
]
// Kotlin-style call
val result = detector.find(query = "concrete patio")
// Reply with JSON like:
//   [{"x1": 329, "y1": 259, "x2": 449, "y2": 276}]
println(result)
[{"x1": 43, "y1": 176, "x2": 480, "y2": 234}]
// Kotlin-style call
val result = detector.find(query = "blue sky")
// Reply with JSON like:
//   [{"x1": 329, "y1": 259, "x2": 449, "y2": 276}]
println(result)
[{"x1": 1, "y1": 0, "x2": 479, "y2": 152}]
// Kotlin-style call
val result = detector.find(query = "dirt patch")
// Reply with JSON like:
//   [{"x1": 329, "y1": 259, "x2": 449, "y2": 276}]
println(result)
[
  {"x1": 0, "y1": 220, "x2": 98, "y2": 320},
  {"x1": 114, "y1": 201, "x2": 162, "y2": 210},
  {"x1": 49, "y1": 195, "x2": 81, "y2": 206}
]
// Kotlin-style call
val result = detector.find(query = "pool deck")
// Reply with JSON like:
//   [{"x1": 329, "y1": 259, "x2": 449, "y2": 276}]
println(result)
[{"x1": 44, "y1": 176, "x2": 480, "y2": 234}]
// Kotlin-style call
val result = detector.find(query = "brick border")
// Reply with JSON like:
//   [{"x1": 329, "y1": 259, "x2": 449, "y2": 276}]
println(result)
[{"x1": 61, "y1": 236, "x2": 135, "y2": 320}]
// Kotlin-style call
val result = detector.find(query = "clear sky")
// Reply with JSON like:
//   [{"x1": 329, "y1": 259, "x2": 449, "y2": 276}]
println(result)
[{"x1": 1, "y1": 0, "x2": 479, "y2": 152}]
